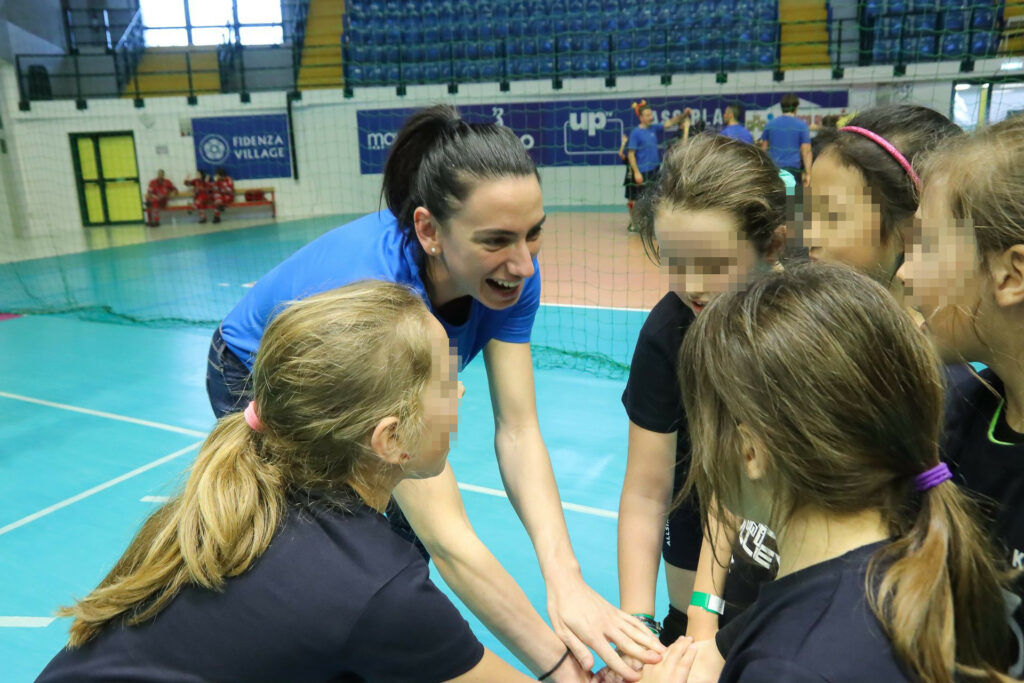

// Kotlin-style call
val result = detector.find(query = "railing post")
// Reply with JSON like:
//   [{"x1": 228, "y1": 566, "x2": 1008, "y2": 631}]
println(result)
[
  {"x1": 15, "y1": 55, "x2": 30, "y2": 110},
  {"x1": 73, "y1": 52, "x2": 86, "y2": 108},
  {"x1": 186, "y1": 50, "x2": 196, "y2": 103}
]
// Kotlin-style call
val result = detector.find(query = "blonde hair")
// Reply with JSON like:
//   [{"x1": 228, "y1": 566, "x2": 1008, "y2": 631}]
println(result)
[
  {"x1": 923, "y1": 114, "x2": 1024, "y2": 261},
  {"x1": 637, "y1": 133, "x2": 786, "y2": 264},
  {"x1": 678, "y1": 262, "x2": 1011, "y2": 682},
  {"x1": 59, "y1": 281, "x2": 435, "y2": 646}
]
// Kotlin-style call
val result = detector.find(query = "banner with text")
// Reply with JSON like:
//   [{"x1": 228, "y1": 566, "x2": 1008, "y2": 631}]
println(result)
[
  {"x1": 356, "y1": 91, "x2": 849, "y2": 174},
  {"x1": 192, "y1": 114, "x2": 292, "y2": 180}
]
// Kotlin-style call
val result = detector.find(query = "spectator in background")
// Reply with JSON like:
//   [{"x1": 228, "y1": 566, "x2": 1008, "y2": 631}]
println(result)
[
  {"x1": 719, "y1": 103, "x2": 754, "y2": 144},
  {"x1": 810, "y1": 114, "x2": 841, "y2": 159},
  {"x1": 759, "y1": 93, "x2": 813, "y2": 187},
  {"x1": 145, "y1": 169, "x2": 177, "y2": 228},
  {"x1": 213, "y1": 167, "x2": 235, "y2": 225},
  {"x1": 185, "y1": 171, "x2": 215, "y2": 224},
  {"x1": 624, "y1": 100, "x2": 691, "y2": 232}
]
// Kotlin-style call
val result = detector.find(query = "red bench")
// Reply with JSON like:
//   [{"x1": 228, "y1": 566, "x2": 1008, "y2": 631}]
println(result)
[{"x1": 151, "y1": 187, "x2": 277, "y2": 220}]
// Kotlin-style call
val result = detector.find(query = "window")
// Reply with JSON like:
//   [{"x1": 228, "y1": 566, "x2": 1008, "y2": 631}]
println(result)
[
  {"x1": 238, "y1": 0, "x2": 284, "y2": 45},
  {"x1": 140, "y1": 0, "x2": 283, "y2": 47}
]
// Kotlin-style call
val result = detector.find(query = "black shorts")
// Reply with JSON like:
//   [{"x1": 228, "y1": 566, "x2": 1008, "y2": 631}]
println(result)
[{"x1": 624, "y1": 164, "x2": 660, "y2": 201}]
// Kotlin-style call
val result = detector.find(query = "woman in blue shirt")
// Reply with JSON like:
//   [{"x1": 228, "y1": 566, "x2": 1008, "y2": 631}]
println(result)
[{"x1": 206, "y1": 105, "x2": 663, "y2": 682}]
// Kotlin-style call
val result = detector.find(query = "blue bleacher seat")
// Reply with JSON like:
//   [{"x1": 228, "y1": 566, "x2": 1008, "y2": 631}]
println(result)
[
  {"x1": 888, "y1": 0, "x2": 907, "y2": 14},
  {"x1": 650, "y1": 52, "x2": 668, "y2": 71},
  {"x1": 911, "y1": 12, "x2": 938, "y2": 33},
  {"x1": 481, "y1": 40, "x2": 499, "y2": 58},
  {"x1": 347, "y1": 64, "x2": 364, "y2": 85},
  {"x1": 480, "y1": 60, "x2": 501, "y2": 78},
  {"x1": 495, "y1": 21, "x2": 510, "y2": 38},
  {"x1": 522, "y1": 37, "x2": 538, "y2": 54},
  {"x1": 755, "y1": 45, "x2": 775, "y2": 67},
  {"x1": 634, "y1": 31, "x2": 651, "y2": 50},
  {"x1": 969, "y1": 29, "x2": 997, "y2": 55},
  {"x1": 538, "y1": 56, "x2": 557, "y2": 74},
  {"x1": 457, "y1": 61, "x2": 479, "y2": 80},
  {"x1": 916, "y1": 35, "x2": 938, "y2": 59},
  {"x1": 970, "y1": 6, "x2": 997, "y2": 30},
  {"x1": 507, "y1": 38, "x2": 523, "y2": 56},
  {"x1": 941, "y1": 31, "x2": 968, "y2": 56},
  {"x1": 873, "y1": 37, "x2": 896, "y2": 62},
  {"x1": 402, "y1": 63, "x2": 422, "y2": 82},
  {"x1": 757, "y1": 21, "x2": 777, "y2": 43},
  {"x1": 944, "y1": 9, "x2": 968, "y2": 30}
]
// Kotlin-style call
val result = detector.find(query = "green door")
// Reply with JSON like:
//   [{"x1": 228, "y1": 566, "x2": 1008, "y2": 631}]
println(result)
[{"x1": 70, "y1": 132, "x2": 144, "y2": 226}]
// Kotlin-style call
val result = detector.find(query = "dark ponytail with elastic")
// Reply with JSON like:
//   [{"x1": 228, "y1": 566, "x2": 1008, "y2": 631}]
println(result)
[{"x1": 381, "y1": 104, "x2": 539, "y2": 235}]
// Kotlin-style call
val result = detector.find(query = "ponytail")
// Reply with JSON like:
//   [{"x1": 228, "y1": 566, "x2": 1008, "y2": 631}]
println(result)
[
  {"x1": 381, "y1": 104, "x2": 538, "y2": 235},
  {"x1": 869, "y1": 480, "x2": 1012, "y2": 682},
  {"x1": 59, "y1": 413, "x2": 284, "y2": 646}
]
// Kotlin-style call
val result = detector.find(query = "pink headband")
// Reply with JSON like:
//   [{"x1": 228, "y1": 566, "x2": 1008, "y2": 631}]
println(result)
[
  {"x1": 839, "y1": 126, "x2": 921, "y2": 191},
  {"x1": 243, "y1": 401, "x2": 264, "y2": 432}
]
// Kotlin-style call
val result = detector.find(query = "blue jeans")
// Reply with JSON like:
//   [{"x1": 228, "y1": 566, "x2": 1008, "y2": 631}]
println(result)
[
  {"x1": 204, "y1": 325, "x2": 428, "y2": 560},
  {"x1": 205, "y1": 326, "x2": 252, "y2": 419}
]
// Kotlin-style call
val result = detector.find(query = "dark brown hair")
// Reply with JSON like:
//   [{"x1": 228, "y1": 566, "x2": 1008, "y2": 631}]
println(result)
[
  {"x1": 382, "y1": 104, "x2": 539, "y2": 235},
  {"x1": 678, "y1": 262, "x2": 1011, "y2": 683},
  {"x1": 638, "y1": 133, "x2": 785, "y2": 264}
]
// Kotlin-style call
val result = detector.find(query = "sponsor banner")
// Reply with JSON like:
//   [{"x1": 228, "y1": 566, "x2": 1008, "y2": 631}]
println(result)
[
  {"x1": 356, "y1": 91, "x2": 848, "y2": 174},
  {"x1": 192, "y1": 114, "x2": 292, "y2": 180}
]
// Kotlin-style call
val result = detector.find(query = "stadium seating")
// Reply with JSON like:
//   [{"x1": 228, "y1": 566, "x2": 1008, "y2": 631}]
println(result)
[
  {"x1": 339, "y1": 0, "x2": 1007, "y2": 86},
  {"x1": 867, "y1": 0, "x2": 1004, "y2": 66},
  {"x1": 341, "y1": 0, "x2": 782, "y2": 85}
]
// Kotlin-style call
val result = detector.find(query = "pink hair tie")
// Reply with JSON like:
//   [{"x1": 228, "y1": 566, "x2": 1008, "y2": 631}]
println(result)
[
  {"x1": 243, "y1": 401, "x2": 264, "y2": 433},
  {"x1": 839, "y1": 126, "x2": 921, "y2": 191}
]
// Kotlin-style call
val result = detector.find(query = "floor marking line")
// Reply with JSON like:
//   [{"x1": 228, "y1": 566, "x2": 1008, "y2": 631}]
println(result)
[
  {"x1": 0, "y1": 442, "x2": 203, "y2": 537},
  {"x1": 456, "y1": 482, "x2": 617, "y2": 519},
  {"x1": 0, "y1": 391, "x2": 208, "y2": 438},
  {"x1": 141, "y1": 495, "x2": 171, "y2": 503},
  {"x1": 0, "y1": 617, "x2": 56, "y2": 628},
  {"x1": 539, "y1": 302, "x2": 650, "y2": 313}
]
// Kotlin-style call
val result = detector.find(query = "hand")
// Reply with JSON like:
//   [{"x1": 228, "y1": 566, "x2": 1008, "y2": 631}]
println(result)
[
  {"x1": 547, "y1": 575, "x2": 665, "y2": 682},
  {"x1": 593, "y1": 654, "x2": 644, "y2": 683},
  {"x1": 633, "y1": 171, "x2": 644, "y2": 185},
  {"x1": 683, "y1": 639, "x2": 726, "y2": 683},
  {"x1": 639, "y1": 637, "x2": 697, "y2": 683},
  {"x1": 803, "y1": 172, "x2": 811, "y2": 188},
  {"x1": 549, "y1": 651, "x2": 600, "y2": 683},
  {"x1": 683, "y1": 107, "x2": 693, "y2": 119}
]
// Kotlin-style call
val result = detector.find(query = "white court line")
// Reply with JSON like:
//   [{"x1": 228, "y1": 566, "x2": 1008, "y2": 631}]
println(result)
[
  {"x1": 140, "y1": 495, "x2": 170, "y2": 503},
  {"x1": 457, "y1": 482, "x2": 618, "y2": 519},
  {"x1": 0, "y1": 617, "x2": 55, "y2": 628},
  {"x1": 0, "y1": 391, "x2": 208, "y2": 438},
  {"x1": 141, "y1": 485, "x2": 618, "y2": 519},
  {"x1": 539, "y1": 302, "x2": 650, "y2": 313},
  {"x1": 0, "y1": 442, "x2": 202, "y2": 537}
]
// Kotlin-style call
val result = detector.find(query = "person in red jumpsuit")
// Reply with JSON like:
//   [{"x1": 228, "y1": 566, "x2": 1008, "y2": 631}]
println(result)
[
  {"x1": 213, "y1": 167, "x2": 234, "y2": 224},
  {"x1": 185, "y1": 171, "x2": 215, "y2": 224},
  {"x1": 145, "y1": 169, "x2": 177, "y2": 227}
]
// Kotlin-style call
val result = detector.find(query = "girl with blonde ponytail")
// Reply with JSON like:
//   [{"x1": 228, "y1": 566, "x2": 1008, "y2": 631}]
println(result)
[
  {"x1": 679, "y1": 262, "x2": 1012, "y2": 682},
  {"x1": 42, "y1": 281, "x2": 701, "y2": 683}
]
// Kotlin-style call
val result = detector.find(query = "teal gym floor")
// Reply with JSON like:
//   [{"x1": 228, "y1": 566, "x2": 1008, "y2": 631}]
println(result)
[{"x1": 0, "y1": 215, "x2": 666, "y2": 680}]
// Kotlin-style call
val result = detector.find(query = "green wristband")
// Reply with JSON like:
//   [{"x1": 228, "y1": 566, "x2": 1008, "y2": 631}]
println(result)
[
  {"x1": 690, "y1": 591, "x2": 725, "y2": 615},
  {"x1": 631, "y1": 613, "x2": 662, "y2": 635}
]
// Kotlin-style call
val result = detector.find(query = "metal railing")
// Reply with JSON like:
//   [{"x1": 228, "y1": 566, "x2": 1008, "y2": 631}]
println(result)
[{"x1": 17, "y1": 4, "x2": 1024, "y2": 106}]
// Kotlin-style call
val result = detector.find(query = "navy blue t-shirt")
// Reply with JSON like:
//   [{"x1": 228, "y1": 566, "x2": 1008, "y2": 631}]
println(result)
[
  {"x1": 942, "y1": 367, "x2": 1024, "y2": 645},
  {"x1": 720, "y1": 542, "x2": 911, "y2": 682},
  {"x1": 759, "y1": 115, "x2": 810, "y2": 169},
  {"x1": 37, "y1": 499, "x2": 484, "y2": 682},
  {"x1": 220, "y1": 210, "x2": 541, "y2": 371}
]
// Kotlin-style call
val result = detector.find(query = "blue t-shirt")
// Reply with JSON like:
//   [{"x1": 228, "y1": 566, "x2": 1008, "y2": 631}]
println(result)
[
  {"x1": 720, "y1": 123, "x2": 754, "y2": 144},
  {"x1": 220, "y1": 210, "x2": 541, "y2": 371},
  {"x1": 627, "y1": 122, "x2": 665, "y2": 173},
  {"x1": 759, "y1": 115, "x2": 811, "y2": 169}
]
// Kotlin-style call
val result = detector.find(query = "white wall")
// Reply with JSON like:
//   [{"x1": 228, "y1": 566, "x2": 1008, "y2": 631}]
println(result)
[{"x1": 0, "y1": 56, "x2": 1012, "y2": 255}]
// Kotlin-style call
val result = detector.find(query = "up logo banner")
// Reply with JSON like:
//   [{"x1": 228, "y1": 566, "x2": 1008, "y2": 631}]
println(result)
[
  {"x1": 356, "y1": 90, "x2": 848, "y2": 174},
  {"x1": 192, "y1": 114, "x2": 292, "y2": 180}
]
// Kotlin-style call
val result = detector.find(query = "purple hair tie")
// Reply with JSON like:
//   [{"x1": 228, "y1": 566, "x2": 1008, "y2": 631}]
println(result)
[
  {"x1": 839, "y1": 126, "x2": 921, "y2": 191},
  {"x1": 914, "y1": 462, "x2": 952, "y2": 492}
]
